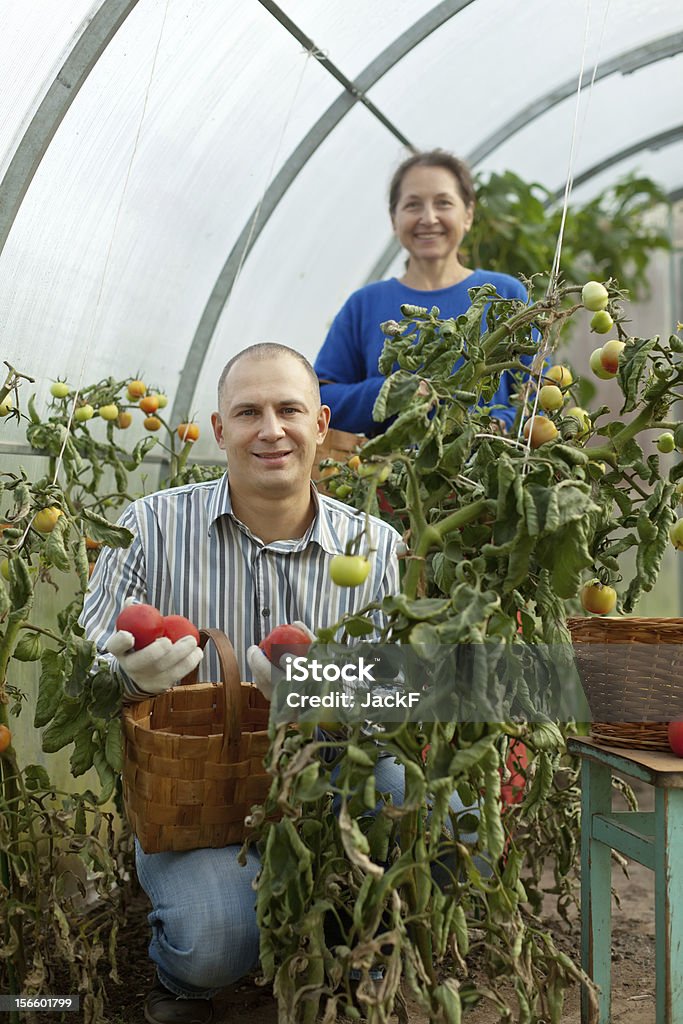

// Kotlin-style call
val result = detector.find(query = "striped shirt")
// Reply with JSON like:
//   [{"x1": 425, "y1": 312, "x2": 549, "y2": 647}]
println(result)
[{"x1": 80, "y1": 472, "x2": 401, "y2": 700}]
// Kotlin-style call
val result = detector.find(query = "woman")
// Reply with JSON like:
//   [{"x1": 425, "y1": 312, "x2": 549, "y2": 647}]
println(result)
[{"x1": 314, "y1": 150, "x2": 533, "y2": 436}]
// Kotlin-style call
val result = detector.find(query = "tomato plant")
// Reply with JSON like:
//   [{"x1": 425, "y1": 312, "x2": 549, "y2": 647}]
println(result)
[{"x1": 253, "y1": 278, "x2": 682, "y2": 1024}]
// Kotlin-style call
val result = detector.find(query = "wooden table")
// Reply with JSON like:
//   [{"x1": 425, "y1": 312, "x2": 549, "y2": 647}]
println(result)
[{"x1": 568, "y1": 736, "x2": 683, "y2": 1023}]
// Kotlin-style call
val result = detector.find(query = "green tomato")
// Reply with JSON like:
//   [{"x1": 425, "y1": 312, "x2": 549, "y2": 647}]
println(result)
[
  {"x1": 538, "y1": 384, "x2": 564, "y2": 412},
  {"x1": 657, "y1": 432, "x2": 675, "y2": 454},
  {"x1": 335, "y1": 484, "x2": 353, "y2": 499},
  {"x1": 50, "y1": 381, "x2": 70, "y2": 399},
  {"x1": 98, "y1": 403, "x2": 119, "y2": 421},
  {"x1": 581, "y1": 281, "x2": 609, "y2": 312},
  {"x1": 589, "y1": 347, "x2": 614, "y2": 380},
  {"x1": 544, "y1": 364, "x2": 573, "y2": 388},
  {"x1": 671, "y1": 519, "x2": 683, "y2": 551},
  {"x1": 329, "y1": 555, "x2": 371, "y2": 587},
  {"x1": 74, "y1": 404, "x2": 94, "y2": 422},
  {"x1": 590, "y1": 310, "x2": 614, "y2": 335},
  {"x1": 564, "y1": 406, "x2": 591, "y2": 433},
  {"x1": 674, "y1": 424, "x2": 683, "y2": 452},
  {"x1": 0, "y1": 396, "x2": 12, "y2": 416},
  {"x1": 580, "y1": 581, "x2": 617, "y2": 615}
]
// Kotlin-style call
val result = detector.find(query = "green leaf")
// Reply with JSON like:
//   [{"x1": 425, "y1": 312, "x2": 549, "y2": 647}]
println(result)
[
  {"x1": 41, "y1": 696, "x2": 88, "y2": 753},
  {"x1": 373, "y1": 371, "x2": 422, "y2": 421},
  {"x1": 43, "y1": 515, "x2": 71, "y2": 572},
  {"x1": 383, "y1": 595, "x2": 451, "y2": 621},
  {"x1": 70, "y1": 729, "x2": 97, "y2": 777},
  {"x1": 104, "y1": 718, "x2": 123, "y2": 773},
  {"x1": 80, "y1": 509, "x2": 134, "y2": 548},
  {"x1": 34, "y1": 649, "x2": 67, "y2": 728},
  {"x1": 24, "y1": 764, "x2": 53, "y2": 791},
  {"x1": 89, "y1": 667, "x2": 122, "y2": 720},
  {"x1": 13, "y1": 631, "x2": 43, "y2": 662},
  {"x1": 343, "y1": 615, "x2": 375, "y2": 638}
]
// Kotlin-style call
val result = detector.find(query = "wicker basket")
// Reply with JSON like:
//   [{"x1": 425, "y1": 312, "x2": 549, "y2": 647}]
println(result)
[
  {"x1": 568, "y1": 616, "x2": 683, "y2": 751},
  {"x1": 122, "y1": 628, "x2": 271, "y2": 853}
]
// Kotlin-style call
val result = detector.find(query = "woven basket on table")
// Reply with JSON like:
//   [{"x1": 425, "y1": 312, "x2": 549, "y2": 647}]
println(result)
[
  {"x1": 567, "y1": 616, "x2": 683, "y2": 751},
  {"x1": 122, "y1": 628, "x2": 271, "y2": 853}
]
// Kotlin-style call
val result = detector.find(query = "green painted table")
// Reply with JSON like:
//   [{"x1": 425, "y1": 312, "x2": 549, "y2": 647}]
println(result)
[{"x1": 568, "y1": 736, "x2": 683, "y2": 1023}]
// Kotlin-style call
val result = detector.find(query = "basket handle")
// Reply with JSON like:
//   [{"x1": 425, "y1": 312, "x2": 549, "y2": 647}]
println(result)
[{"x1": 180, "y1": 628, "x2": 242, "y2": 755}]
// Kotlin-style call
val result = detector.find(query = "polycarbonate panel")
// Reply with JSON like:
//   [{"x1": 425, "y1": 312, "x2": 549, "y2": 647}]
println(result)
[
  {"x1": 0, "y1": 0, "x2": 336, "y2": 425},
  {"x1": 0, "y1": 0, "x2": 102, "y2": 179},
  {"x1": 555, "y1": 141, "x2": 683, "y2": 209},
  {"x1": 371, "y1": 0, "x2": 683, "y2": 160},
  {"x1": 475, "y1": 57, "x2": 683, "y2": 196},
  {"x1": 2, "y1": 0, "x2": 683, "y2": 468},
  {"x1": 189, "y1": 103, "x2": 405, "y2": 459},
  {"x1": 280, "y1": 0, "x2": 454, "y2": 79}
]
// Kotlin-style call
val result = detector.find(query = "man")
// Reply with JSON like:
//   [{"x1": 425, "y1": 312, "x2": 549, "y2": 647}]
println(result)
[{"x1": 81, "y1": 343, "x2": 404, "y2": 1024}]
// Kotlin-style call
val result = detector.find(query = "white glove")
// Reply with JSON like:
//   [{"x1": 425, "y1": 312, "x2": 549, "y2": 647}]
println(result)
[
  {"x1": 246, "y1": 621, "x2": 315, "y2": 701},
  {"x1": 106, "y1": 630, "x2": 204, "y2": 696}
]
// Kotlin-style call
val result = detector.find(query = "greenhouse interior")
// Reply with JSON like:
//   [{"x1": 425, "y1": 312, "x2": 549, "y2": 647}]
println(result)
[{"x1": 1, "y1": 2, "x2": 683, "y2": 1023}]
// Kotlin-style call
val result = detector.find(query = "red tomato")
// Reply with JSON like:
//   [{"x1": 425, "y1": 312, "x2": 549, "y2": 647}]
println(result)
[
  {"x1": 260, "y1": 624, "x2": 312, "y2": 666},
  {"x1": 668, "y1": 720, "x2": 683, "y2": 757},
  {"x1": 163, "y1": 614, "x2": 200, "y2": 644},
  {"x1": 116, "y1": 603, "x2": 165, "y2": 650}
]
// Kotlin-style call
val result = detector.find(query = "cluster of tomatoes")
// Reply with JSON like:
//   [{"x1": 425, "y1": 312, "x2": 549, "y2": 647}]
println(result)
[{"x1": 49, "y1": 378, "x2": 199, "y2": 443}]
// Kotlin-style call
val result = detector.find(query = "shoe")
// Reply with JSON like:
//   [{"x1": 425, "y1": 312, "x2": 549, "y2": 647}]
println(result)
[{"x1": 144, "y1": 981, "x2": 213, "y2": 1024}]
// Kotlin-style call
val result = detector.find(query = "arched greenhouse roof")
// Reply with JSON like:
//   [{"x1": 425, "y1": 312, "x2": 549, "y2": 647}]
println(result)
[{"x1": 2, "y1": 0, "x2": 683, "y2": 463}]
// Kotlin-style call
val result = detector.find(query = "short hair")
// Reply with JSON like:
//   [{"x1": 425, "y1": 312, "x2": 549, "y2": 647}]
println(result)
[
  {"x1": 217, "y1": 343, "x2": 321, "y2": 405},
  {"x1": 388, "y1": 150, "x2": 476, "y2": 217}
]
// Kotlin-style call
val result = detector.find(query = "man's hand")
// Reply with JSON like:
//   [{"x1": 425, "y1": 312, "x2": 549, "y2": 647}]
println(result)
[
  {"x1": 106, "y1": 630, "x2": 203, "y2": 696},
  {"x1": 246, "y1": 621, "x2": 314, "y2": 701}
]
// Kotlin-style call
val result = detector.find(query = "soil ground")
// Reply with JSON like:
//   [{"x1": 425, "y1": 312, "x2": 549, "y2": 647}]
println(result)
[{"x1": 99, "y1": 782, "x2": 656, "y2": 1023}]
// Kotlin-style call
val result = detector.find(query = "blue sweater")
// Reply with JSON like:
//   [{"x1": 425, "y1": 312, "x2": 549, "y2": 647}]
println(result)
[{"x1": 314, "y1": 271, "x2": 532, "y2": 436}]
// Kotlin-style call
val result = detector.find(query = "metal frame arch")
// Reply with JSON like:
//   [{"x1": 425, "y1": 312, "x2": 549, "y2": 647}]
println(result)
[
  {"x1": 365, "y1": 32, "x2": 683, "y2": 284},
  {"x1": 170, "y1": 0, "x2": 475, "y2": 426},
  {"x1": 0, "y1": 0, "x2": 141, "y2": 259},
  {"x1": 552, "y1": 125, "x2": 683, "y2": 198}
]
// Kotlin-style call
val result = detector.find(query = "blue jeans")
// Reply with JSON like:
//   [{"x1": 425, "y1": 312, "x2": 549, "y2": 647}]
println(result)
[{"x1": 135, "y1": 754, "x2": 477, "y2": 999}]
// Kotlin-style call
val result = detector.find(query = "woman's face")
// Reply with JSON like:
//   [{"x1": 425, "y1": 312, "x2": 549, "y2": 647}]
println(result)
[{"x1": 391, "y1": 165, "x2": 474, "y2": 264}]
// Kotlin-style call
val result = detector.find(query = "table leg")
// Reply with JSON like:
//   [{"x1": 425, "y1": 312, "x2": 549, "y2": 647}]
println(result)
[
  {"x1": 581, "y1": 757, "x2": 612, "y2": 1023},
  {"x1": 655, "y1": 787, "x2": 683, "y2": 1023}
]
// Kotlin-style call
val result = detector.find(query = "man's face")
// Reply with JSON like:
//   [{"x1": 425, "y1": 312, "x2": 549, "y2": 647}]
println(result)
[{"x1": 211, "y1": 354, "x2": 330, "y2": 498}]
